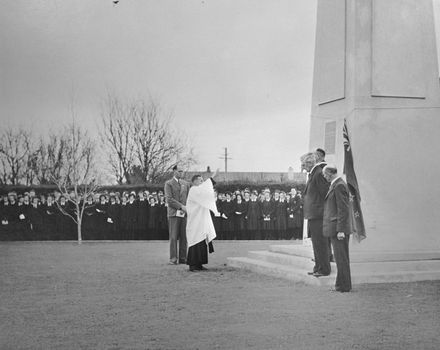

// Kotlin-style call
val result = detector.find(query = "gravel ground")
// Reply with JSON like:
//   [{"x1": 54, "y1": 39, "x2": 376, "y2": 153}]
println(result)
[{"x1": 1, "y1": 241, "x2": 439, "y2": 350}]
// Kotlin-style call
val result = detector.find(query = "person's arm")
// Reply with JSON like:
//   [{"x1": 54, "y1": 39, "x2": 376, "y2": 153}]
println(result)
[
  {"x1": 209, "y1": 168, "x2": 220, "y2": 185},
  {"x1": 335, "y1": 183, "x2": 350, "y2": 238}
]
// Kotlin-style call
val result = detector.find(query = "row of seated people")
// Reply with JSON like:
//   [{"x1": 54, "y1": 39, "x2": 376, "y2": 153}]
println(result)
[{"x1": 0, "y1": 187, "x2": 304, "y2": 241}]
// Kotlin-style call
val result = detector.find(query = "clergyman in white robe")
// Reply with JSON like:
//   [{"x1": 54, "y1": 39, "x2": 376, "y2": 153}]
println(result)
[{"x1": 186, "y1": 177, "x2": 219, "y2": 271}]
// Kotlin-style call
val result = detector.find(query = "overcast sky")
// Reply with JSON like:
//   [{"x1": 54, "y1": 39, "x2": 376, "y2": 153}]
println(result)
[{"x1": 1, "y1": 1, "x2": 439, "y2": 175}]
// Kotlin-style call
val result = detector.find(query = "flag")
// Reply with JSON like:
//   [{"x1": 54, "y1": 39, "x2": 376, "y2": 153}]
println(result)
[{"x1": 343, "y1": 119, "x2": 366, "y2": 242}]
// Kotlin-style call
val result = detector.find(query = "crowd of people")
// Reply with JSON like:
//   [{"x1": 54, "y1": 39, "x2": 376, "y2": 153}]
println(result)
[{"x1": 0, "y1": 186, "x2": 304, "y2": 241}]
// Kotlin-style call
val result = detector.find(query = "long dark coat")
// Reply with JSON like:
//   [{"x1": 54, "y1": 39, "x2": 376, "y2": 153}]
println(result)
[
  {"x1": 43, "y1": 203, "x2": 57, "y2": 240},
  {"x1": 287, "y1": 195, "x2": 303, "y2": 228},
  {"x1": 260, "y1": 200, "x2": 275, "y2": 230},
  {"x1": 119, "y1": 203, "x2": 129, "y2": 240},
  {"x1": 125, "y1": 201, "x2": 138, "y2": 240},
  {"x1": 29, "y1": 204, "x2": 44, "y2": 240},
  {"x1": 221, "y1": 200, "x2": 235, "y2": 232},
  {"x1": 106, "y1": 203, "x2": 121, "y2": 240},
  {"x1": 56, "y1": 203, "x2": 72, "y2": 240},
  {"x1": 95, "y1": 202, "x2": 109, "y2": 240},
  {"x1": 246, "y1": 200, "x2": 261, "y2": 231},
  {"x1": 274, "y1": 200, "x2": 288, "y2": 231},
  {"x1": 82, "y1": 201, "x2": 97, "y2": 240},
  {"x1": 234, "y1": 201, "x2": 247, "y2": 232},
  {"x1": 137, "y1": 199, "x2": 149, "y2": 238}
]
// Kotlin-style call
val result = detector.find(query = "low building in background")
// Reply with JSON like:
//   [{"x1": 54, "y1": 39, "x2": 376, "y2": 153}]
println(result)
[{"x1": 186, "y1": 167, "x2": 306, "y2": 184}]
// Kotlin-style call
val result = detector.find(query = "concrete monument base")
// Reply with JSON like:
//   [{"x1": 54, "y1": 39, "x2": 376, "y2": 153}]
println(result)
[{"x1": 227, "y1": 244, "x2": 440, "y2": 286}]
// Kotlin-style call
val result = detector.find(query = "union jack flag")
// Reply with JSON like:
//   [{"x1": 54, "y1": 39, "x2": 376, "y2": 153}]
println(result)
[{"x1": 343, "y1": 119, "x2": 366, "y2": 242}]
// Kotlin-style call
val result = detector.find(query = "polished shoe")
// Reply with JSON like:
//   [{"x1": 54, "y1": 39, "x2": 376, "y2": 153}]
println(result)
[
  {"x1": 199, "y1": 266, "x2": 208, "y2": 271},
  {"x1": 307, "y1": 271, "x2": 315, "y2": 275},
  {"x1": 313, "y1": 272, "x2": 330, "y2": 277}
]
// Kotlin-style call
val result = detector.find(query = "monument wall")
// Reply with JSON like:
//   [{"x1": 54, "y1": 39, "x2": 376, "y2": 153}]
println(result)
[{"x1": 309, "y1": 0, "x2": 440, "y2": 253}]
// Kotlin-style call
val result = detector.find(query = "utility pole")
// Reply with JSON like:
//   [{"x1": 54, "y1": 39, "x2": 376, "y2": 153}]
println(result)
[{"x1": 219, "y1": 147, "x2": 232, "y2": 182}]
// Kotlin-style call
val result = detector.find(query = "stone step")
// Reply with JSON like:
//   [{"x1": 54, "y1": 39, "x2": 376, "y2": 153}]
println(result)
[
  {"x1": 228, "y1": 251, "x2": 440, "y2": 285},
  {"x1": 248, "y1": 250, "x2": 326, "y2": 270},
  {"x1": 227, "y1": 257, "x2": 335, "y2": 286},
  {"x1": 270, "y1": 244, "x2": 314, "y2": 259},
  {"x1": 351, "y1": 260, "x2": 440, "y2": 275},
  {"x1": 350, "y1": 269, "x2": 440, "y2": 284},
  {"x1": 270, "y1": 244, "x2": 440, "y2": 263}
]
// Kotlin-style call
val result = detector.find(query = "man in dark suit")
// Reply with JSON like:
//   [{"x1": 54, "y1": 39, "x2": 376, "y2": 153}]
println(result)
[
  {"x1": 322, "y1": 165, "x2": 352, "y2": 293},
  {"x1": 316, "y1": 148, "x2": 334, "y2": 262},
  {"x1": 164, "y1": 164, "x2": 190, "y2": 264},
  {"x1": 301, "y1": 152, "x2": 331, "y2": 277}
]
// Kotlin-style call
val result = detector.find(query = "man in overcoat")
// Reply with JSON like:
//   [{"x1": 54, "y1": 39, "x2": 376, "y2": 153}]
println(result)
[
  {"x1": 300, "y1": 152, "x2": 331, "y2": 276},
  {"x1": 322, "y1": 165, "x2": 352, "y2": 292}
]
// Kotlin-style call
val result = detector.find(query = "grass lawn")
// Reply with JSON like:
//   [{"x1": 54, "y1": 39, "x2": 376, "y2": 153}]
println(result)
[{"x1": 1, "y1": 241, "x2": 439, "y2": 350}]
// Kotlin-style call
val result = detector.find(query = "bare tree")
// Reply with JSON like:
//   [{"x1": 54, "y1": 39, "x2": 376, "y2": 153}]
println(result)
[
  {"x1": 0, "y1": 156, "x2": 8, "y2": 185},
  {"x1": 0, "y1": 126, "x2": 33, "y2": 185},
  {"x1": 132, "y1": 99, "x2": 195, "y2": 183},
  {"x1": 99, "y1": 94, "x2": 136, "y2": 184},
  {"x1": 31, "y1": 133, "x2": 69, "y2": 185},
  {"x1": 99, "y1": 94, "x2": 196, "y2": 184},
  {"x1": 53, "y1": 122, "x2": 99, "y2": 243}
]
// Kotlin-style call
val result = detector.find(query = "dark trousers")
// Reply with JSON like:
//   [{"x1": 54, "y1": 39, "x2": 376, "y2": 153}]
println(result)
[
  {"x1": 308, "y1": 219, "x2": 331, "y2": 275},
  {"x1": 328, "y1": 238, "x2": 334, "y2": 260},
  {"x1": 168, "y1": 216, "x2": 187, "y2": 263},
  {"x1": 331, "y1": 235, "x2": 352, "y2": 292}
]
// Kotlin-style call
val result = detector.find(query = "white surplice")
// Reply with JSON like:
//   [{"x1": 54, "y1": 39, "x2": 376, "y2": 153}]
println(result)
[{"x1": 186, "y1": 178, "x2": 219, "y2": 248}]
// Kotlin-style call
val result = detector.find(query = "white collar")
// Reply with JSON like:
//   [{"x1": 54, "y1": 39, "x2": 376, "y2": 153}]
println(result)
[
  {"x1": 331, "y1": 176, "x2": 342, "y2": 186},
  {"x1": 310, "y1": 162, "x2": 325, "y2": 174},
  {"x1": 174, "y1": 177, "x2": 179, "y2": 183}
]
